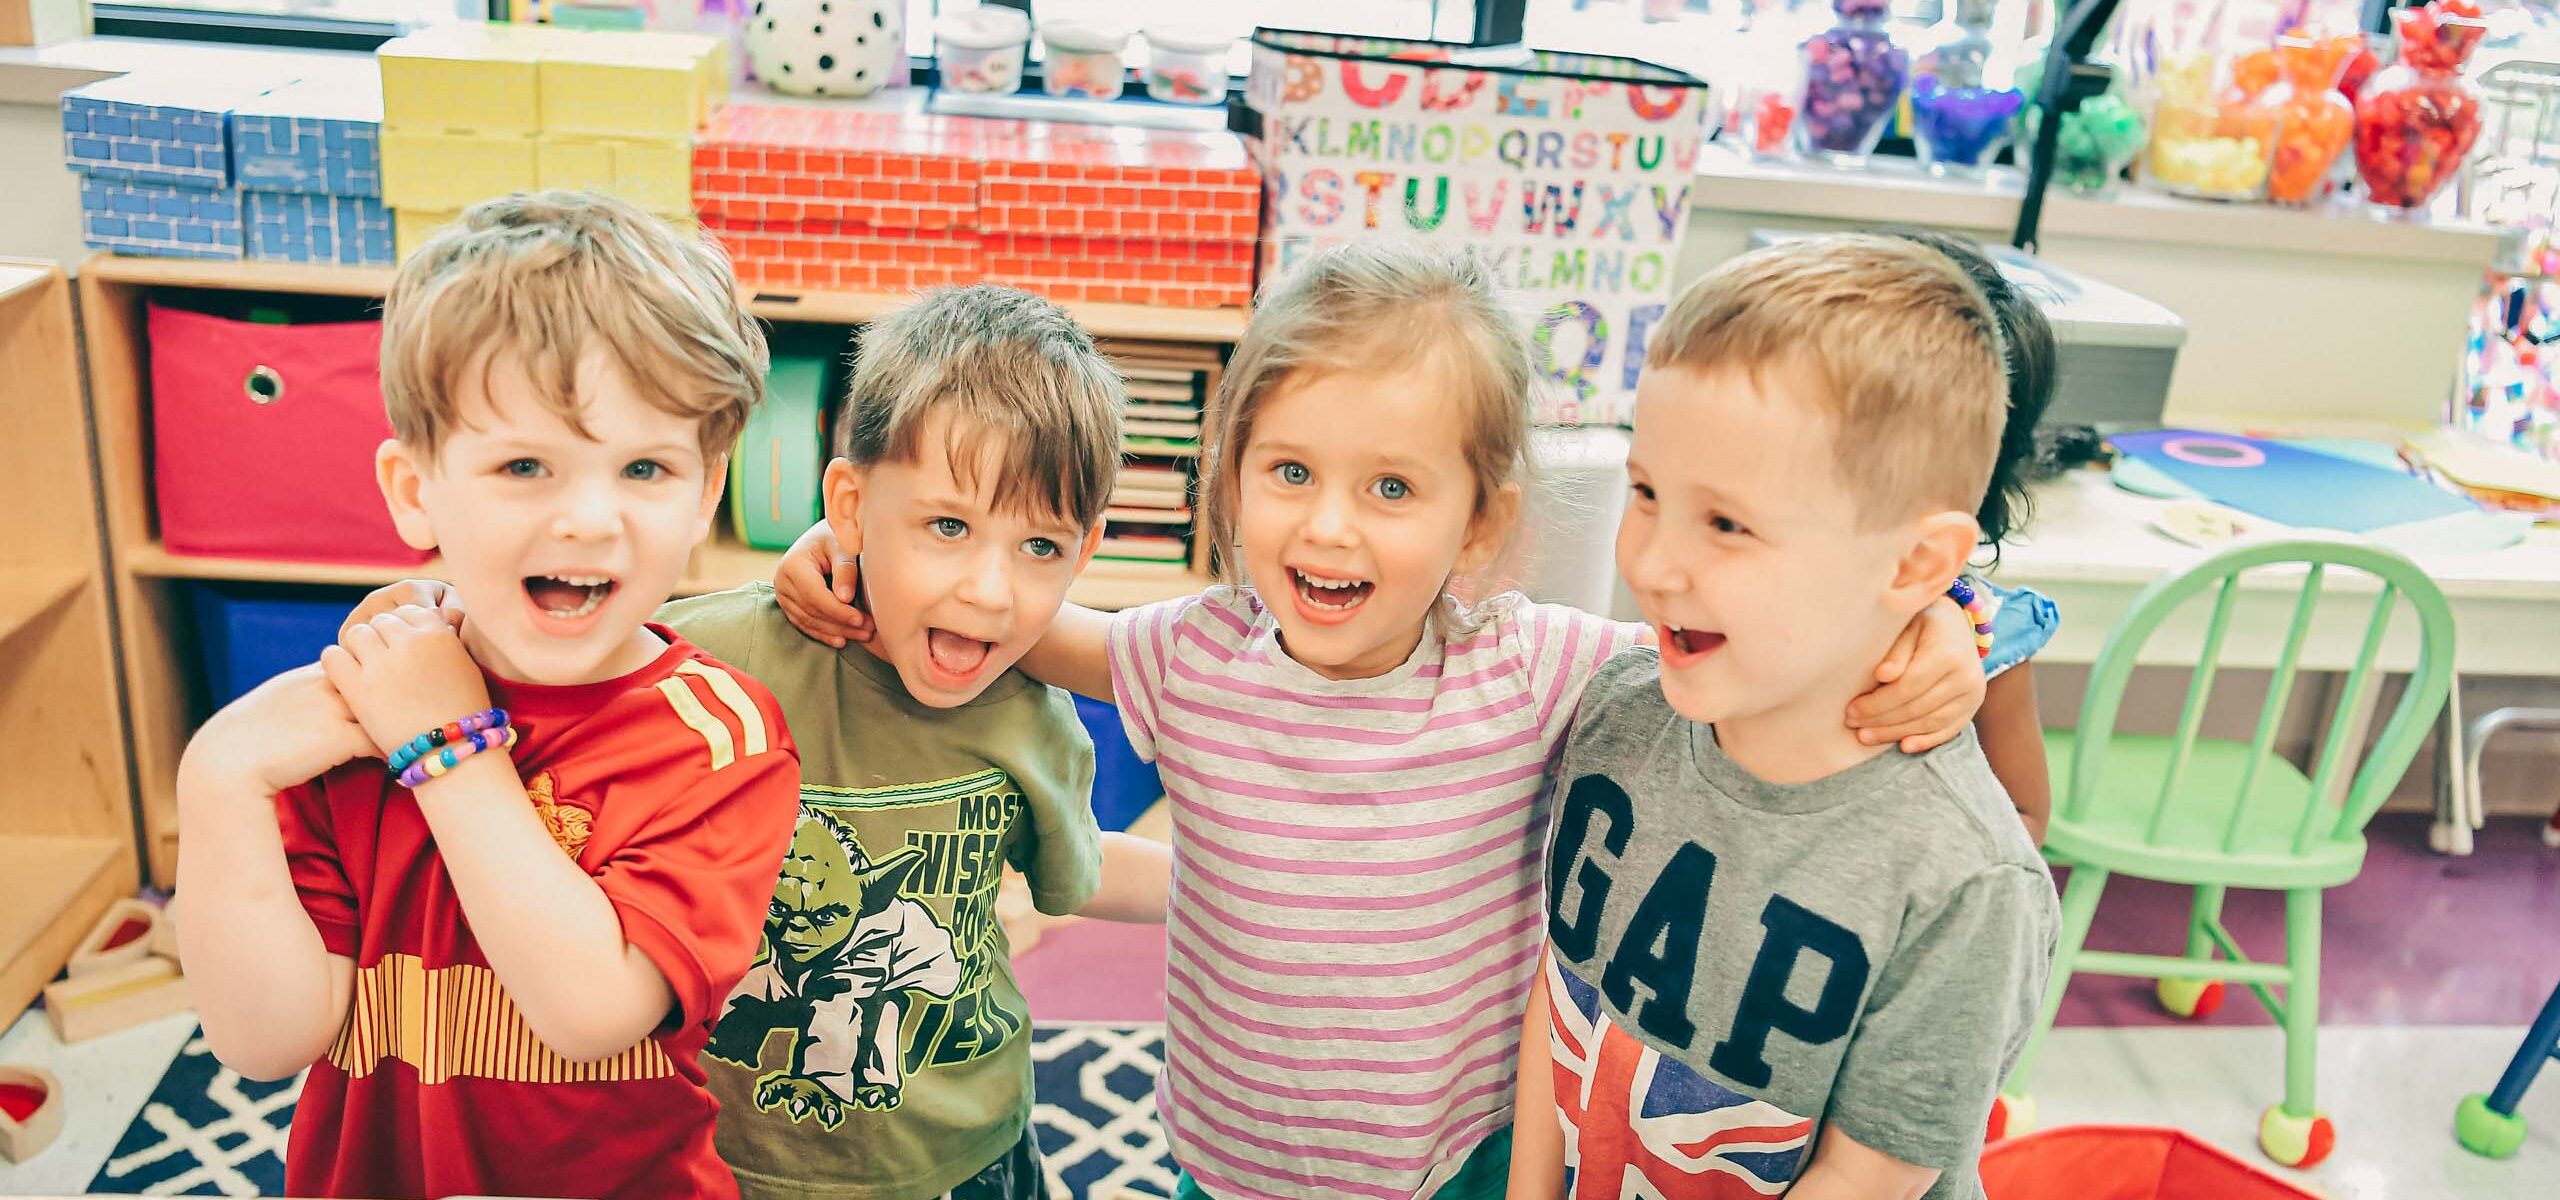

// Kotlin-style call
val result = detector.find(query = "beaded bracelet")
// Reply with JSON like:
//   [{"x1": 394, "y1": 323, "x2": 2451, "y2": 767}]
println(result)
[
  {"x1": 395, "y1": 723, "x2": 518, "y2": 790},
  {"x1": 386, "y1": 708, "x2": 510, "y2": 778},
  {"x1": 1948, "y1": 577, "x2": 1994, "y2": 660}
]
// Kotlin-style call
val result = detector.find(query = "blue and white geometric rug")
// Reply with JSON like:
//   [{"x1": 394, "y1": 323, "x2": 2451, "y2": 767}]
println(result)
[{"x1": 91, "y1": 1023, "x2": 1175, "y2": 1198}]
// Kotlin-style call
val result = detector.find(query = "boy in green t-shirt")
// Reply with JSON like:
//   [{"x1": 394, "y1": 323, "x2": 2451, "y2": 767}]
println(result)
[{"x1": 352, "y1": 284, "x2": 1166, "y2": 1200}]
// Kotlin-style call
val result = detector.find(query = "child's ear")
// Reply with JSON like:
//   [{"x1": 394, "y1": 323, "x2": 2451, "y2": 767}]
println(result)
[
  {"x1": 1072, "y1": 522, "x2": 1105, "y2": 573},
  {"x1": 693, "y1": 453, "x2": 729, "y2": 543},
  {"x1": 821, "y1": 457, "x2": 867, "y2": 559},
  {"x1": 1889, "y1": 511, "x2": 1981, "y2": 613},
  {"x1": 375, "y1": 439, "x2": 439, "y2": 553},
  {"x1": 1456, "y1": 480, "x2": 1524, "y2": 576}
]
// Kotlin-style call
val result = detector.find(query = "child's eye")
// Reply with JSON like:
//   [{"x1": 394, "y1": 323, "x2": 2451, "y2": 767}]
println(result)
[
  {"x1": 932, "y1": 517, "x2": 969, "y2": 539},
  {"x1": 1373, "y1": 477, "x2": 1411, "y2": 501},
  {"x1": 1710, "y1": 514, "x2": 1750, "y2": 536},
  {"x1": 623, "y1": 459, "x2": 668, "y2": 482},
  {"x1": 1628, "y1": 481, "x2": 1656, "y2": 503},
  {"x1": 1274, "y1": 462, "x2": 1311, "y2": 486},
  {"x1": 503, "y1": 458, "x2": 546, "y2": 479},
  {"x1": 1023, "y1": 537, "x2": 1063, "y2": 560}
]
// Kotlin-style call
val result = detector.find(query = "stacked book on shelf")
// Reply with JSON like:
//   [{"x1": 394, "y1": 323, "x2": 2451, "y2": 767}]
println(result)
[{"x1": 1099, "y1": 347, "x2": 1214, "y2": 574}]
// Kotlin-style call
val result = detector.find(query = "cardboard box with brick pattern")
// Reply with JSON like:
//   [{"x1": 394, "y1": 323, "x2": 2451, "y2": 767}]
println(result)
[{"x1": 696, "y1": 106, "x2": 1258, "y2": 308}]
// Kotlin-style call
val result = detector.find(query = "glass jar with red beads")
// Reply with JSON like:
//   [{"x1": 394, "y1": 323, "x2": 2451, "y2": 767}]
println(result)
[{"x1": 2353, "y1": 0, "x2": 2488, "y2": 213}]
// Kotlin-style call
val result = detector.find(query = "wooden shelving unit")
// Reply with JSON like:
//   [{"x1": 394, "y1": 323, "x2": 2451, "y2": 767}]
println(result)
[
  {"x1": 0, "y1": 261, "x2": 138, "y2": 1031},
  {"x1": 80, "y1": 254, "x2": 1228, "y2": 887}
]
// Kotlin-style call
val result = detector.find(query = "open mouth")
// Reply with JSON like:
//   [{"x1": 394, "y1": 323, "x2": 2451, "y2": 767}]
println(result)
[
  {"x1": 925, "y1": 627, "x2": 994, "y2": 682},
  {"x1": 1660, "y1": 622, "x2": 1727, "y2": 663},
  {"x1": 525, "y1": 573, "x2": 617, "y2": 621},
  {"x1": 1290, "y1": 568, "x2": 1373, "y2": 615}
]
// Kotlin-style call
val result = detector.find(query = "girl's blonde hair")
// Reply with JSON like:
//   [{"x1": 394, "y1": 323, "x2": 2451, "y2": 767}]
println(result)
[{"x1": 1199, "y1": 239, "x2": 1532, "y2": 579}]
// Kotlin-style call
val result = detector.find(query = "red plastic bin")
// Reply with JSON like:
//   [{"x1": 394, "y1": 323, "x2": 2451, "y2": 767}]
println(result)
[
  {"x1": 148, "y1": 303, "x2": 426, "y2": 566},
  {"x1": 1982, "y1": 1126, "x2": 2326, "y2": 1200}
]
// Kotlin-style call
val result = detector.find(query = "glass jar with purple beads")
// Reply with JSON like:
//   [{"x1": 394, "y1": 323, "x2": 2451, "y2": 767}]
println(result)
[
  {"x1": 1796, "y1": 0, "x2": 1911, "y2": 166},
  {"x1": 1909, "y1": 0, "x2": 2023, "y2": 176}
]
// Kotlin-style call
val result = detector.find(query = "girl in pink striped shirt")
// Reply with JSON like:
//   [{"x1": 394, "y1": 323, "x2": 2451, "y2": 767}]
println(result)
[{"x1": 774, "y1": 241, "x2": 1989, "y2": 1200}]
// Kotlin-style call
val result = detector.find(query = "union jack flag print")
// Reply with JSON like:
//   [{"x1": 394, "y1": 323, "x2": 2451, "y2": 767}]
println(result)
[{"x1": 1546, "y1": 957, "x2": 1816, "y2": 1198}]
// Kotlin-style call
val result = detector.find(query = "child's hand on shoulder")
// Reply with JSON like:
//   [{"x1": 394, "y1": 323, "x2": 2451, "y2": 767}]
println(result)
[
  {"x1": 322, "y1": 605, "x2": 493, "y2": 759},
  {"x1": 775, "y1": 520, "x2": 872, "y2": 648},
  {"x1": 339, "y1": 579, "x2": 463, "y2": 639},
  {"x1": 185, "y1": 662, "x2": 376, "y2": 796},
  {"x1": 1847, "y1": 597, "x2": 1988, "y2": 753}
]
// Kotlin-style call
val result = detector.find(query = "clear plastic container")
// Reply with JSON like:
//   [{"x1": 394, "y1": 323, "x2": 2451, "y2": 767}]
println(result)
[
  {"x1": 935, "y1": 7, "x2": 1031, "y2": 95},
  {"x1": 1143, "y1": 27, "x2": 1230, "y2": 105},
  {"x1": 1041, "y1": 19, "x2": 1131, "y2": 100}
]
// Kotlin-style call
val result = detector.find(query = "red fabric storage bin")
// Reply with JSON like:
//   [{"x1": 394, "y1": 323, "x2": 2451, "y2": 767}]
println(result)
[
  {"x1": 149, "y1": 303, "x2": 426, "y2": 565},
  {"x1": 1981, "y1": 1126, "x2": 2325, "y2": 1200}
]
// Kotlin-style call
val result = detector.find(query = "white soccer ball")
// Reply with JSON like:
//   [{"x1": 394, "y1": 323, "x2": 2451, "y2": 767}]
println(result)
[{"x1": 744, "y1": 0, "x2": 902, "y2": 97}]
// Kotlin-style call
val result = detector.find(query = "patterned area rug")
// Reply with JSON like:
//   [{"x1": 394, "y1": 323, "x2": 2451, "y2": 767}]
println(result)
[{"x1": 91, "y1": 1023, "x2": 1174, "y2": 1198}]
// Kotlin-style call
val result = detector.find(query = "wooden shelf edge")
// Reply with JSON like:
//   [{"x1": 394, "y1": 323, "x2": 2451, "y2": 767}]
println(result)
[
  {"x1": 79, "y1": 255, "x2": 1249, "y2": 343},
  {"x1": 124, "y1": 540, "x2": 1204, "y2": 610},
  {"x1": 0, "y1": 567, "x2": 88, "y2": 650},
  {"x1": 0, "y1": 834, "x2": 123, "y2": 968}
]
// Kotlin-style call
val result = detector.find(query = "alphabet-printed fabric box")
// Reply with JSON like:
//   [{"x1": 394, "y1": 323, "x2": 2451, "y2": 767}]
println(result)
[{"x1": 1242, "y1": 29, "x2": 1708, "y2": 425}]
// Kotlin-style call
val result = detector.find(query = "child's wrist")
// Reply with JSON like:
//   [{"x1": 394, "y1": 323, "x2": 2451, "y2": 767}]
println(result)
[{"x1": 392, "y1": 709, "x2": 516, "y2": 789}]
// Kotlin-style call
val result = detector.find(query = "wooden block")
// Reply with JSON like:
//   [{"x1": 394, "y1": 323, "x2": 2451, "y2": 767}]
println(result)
[
  {"x1": 150, "y1": 893, "x2": 179, "y2": 962},
  {"x1": 42, "y1": 955, "x2": 190, "y2": 1044},
  {"x1": 65, "y1": 896, "x2": 160, "y2": 978},
  {"x1": 0, "y1": 1065, "x2": 63, "y2": 1165}
]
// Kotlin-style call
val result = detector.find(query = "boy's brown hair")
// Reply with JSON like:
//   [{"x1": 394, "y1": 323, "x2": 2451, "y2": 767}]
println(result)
[
  {"x1": 835, "y1": 284, "x2": 1124, "y2": 531},
  {"x1": 381, "y1": 190, "x2": 768, "y2": 463},
  {"x1": 1648, "y1": 234, "x2": 2008, "y2": 529}
]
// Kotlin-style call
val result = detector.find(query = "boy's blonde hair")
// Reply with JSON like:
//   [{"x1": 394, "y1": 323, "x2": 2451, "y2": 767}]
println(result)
[
  {"x1": 382, "y1": 191, "x2": 768, "y2": 463},
  {"x1": 1200, "y1": 240, "x2": 1530, "y2": 576},
  {"x1": 836, "y1": 284, "x2": 1123, "y2": 531},
  {"x1": 1648, "y1": 234, "x2": 2007, "y2": 529}
]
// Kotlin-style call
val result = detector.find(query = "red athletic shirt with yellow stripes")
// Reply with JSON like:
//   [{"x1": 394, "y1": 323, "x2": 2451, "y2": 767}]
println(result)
[{"x1": 278, "y1": 627, "x2": 801, "y2": 1200}]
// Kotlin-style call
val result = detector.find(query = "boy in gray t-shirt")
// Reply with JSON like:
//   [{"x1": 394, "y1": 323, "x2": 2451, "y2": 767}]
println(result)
[{"x1": 1510, "y1": 236, "x2": 2061, "y2": 1200}]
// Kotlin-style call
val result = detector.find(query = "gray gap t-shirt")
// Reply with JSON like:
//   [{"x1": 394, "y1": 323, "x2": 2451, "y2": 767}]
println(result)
[{"x1": 1540, "y1": 650, "x2": 2057, "y2": 1199}]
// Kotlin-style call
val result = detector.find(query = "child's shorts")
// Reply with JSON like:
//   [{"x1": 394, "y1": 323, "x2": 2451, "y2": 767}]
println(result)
[
  {"x1": 1173, "y1": 1126, "x2": 1511, "y2": 1200},
  {"x1": 937, "y1": 1125, "x2": 1044, "y2": 1200}
]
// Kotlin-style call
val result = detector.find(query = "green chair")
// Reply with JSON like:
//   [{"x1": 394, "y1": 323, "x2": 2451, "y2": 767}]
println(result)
[{"x1": 1990, "y1": 539, "x2": 2456, "y2": 1170}]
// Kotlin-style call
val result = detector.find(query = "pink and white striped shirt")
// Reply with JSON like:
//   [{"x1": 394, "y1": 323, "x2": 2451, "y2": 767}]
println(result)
[{"x1": 1107, "y1": 586, "x2": 1640, "y2": 1200}]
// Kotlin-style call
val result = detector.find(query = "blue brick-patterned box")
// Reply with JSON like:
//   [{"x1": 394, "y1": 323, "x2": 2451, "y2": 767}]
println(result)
[
  {"x1": 62, "y1": 73, "x2": 276, "y2": 189},
  {"x1": 245, "y1": 192, "x2": 395, "y2": 265},
  {"x1": 231, "y1": 78, "x2": 383, "y2": 198},
  {"x1": 80, "y1": 178, "x2": 242, "y2": 260}
]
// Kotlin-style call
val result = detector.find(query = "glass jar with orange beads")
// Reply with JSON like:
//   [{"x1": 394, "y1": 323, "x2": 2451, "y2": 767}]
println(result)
[
  {"x1": 2262, "y1": 33, "x2": 2360, "y2": 204},
  {"x1": 2143, "y1": 49, "x2": 2284, "y2": 201}
]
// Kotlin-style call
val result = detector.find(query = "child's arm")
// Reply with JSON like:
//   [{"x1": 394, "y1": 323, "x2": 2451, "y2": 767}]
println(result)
[
  {"x1": 1848, "y1": 597, "x2": 1989, "y2": 753},
  {"x1": 1785, "y1": 1128, "x2": 1940, "y2": 1200},
  {"x1": 323, "y1": 608, "x2": 676, "y2": 1061},
  {"x1": 1078, "y1": 831, "x2": 1172, "y2": 923},
  {"x1": 773, "y1": 518, "x2": 1116, "y2": 701},
  {"x1": 175, "y1": 664, "x2": 373, "y2": 1080},
  {"x1": 1976, "y1": 664, "x2": 2050, "y2": 843},
  {"x1": 1507, "y1": 952, "x2": 1568, "y2": 1200}
]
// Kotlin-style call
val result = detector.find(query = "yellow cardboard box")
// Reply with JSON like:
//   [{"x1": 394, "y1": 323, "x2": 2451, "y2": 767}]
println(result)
[
  {"x1": 378, "y1": 22, "x2": 551, "y2": 135},
  {"x1": 538, "y1": 29, "x2": 725, "y2": 140},
  {"x1": 536, "y1": 134, "x2": 693, "y2": 216},
  {"x1": 381, "y1": 128, "x2": 539, "y2": 213},
  {"x1": 395, "y1": 207, "x2": 459, "y2": 260}
]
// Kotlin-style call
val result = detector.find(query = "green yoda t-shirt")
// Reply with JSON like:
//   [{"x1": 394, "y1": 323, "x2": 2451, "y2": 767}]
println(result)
[{"x1": 658, "y1": 583, "x2": 1102, "y2": 1200}]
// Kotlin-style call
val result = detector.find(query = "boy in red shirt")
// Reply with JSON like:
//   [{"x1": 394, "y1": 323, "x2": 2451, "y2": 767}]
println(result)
[{"x1": 173, "y1": 191, "x2": 803, "y2": 1200}]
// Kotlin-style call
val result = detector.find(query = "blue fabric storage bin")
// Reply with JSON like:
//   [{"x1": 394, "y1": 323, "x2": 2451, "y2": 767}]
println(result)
[
  {"x1": 1072, "y1": 693, "x2": 1161, "y2": 832},
  {"x1": 190, "y1": 583, "x2": 364, "y2": 708}
]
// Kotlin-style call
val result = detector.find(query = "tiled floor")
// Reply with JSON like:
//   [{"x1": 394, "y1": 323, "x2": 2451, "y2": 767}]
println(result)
[{"x1": 0, "y1": 1009, "x2": 198, "y2": 1196}]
